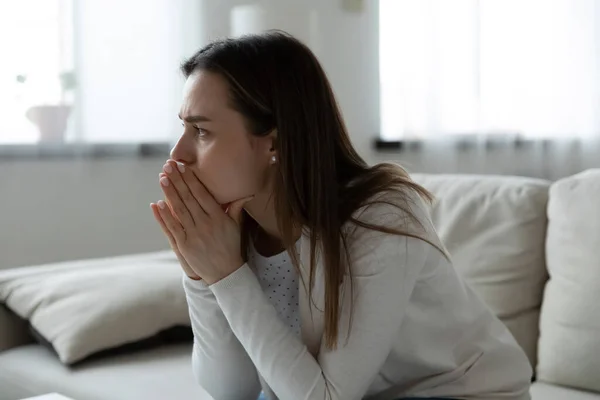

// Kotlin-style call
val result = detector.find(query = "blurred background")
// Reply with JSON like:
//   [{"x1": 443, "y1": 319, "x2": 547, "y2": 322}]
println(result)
[{"x1": 1, "y1": 0, "x2": 598, "y2": 268}]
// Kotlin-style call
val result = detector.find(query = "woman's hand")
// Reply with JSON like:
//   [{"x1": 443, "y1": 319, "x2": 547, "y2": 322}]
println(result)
[
  {"x1": 150, "y1": 159, "x2": 253, "y2": 285},
  {"x1": 150, "y1": 199, "x2": 200, "y2": 280}
]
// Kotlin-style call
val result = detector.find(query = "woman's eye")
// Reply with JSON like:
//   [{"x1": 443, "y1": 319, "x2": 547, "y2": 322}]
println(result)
[
  {"x1": 181, "y1": 122, "x2": 207, "y2": 137},
  {"x1": 195, "y1": 127, "x2": 208, "y2": 137}
]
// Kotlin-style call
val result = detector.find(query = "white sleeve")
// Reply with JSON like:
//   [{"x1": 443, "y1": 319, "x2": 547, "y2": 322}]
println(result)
[
  {"x1": 208, "y1": 229, "x2": 430, "y2": 400},
  {"x1": 183, "y1": 274, "x2": 262, "y2": 400}
]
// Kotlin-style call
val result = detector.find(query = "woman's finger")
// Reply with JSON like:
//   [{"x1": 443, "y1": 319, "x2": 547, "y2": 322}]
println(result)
[
  {"x1": 227, "y1": 195, "x2": 255, "y2": 225},
  {"x1": 150, "y1": 202, "x2": 178, "y2": 247},
  {"x1": 165, "y1": 159, "x2": 221, "y2": 217},
  {"x1": 187, "y1": 168, "x2": 223, "y2": 217},
  {"x1": 157, "y1": 177, "x2": 186, "y2": 225},
  {"x1": 155, "y1": 199, "x2": 186, "y2": 241},
  {"x1": 150, "y1": 203, "x2": 201, "y2": 280},
  {"x1": 163, "y1": 161, "x2": 209, "y2": 222},
  {"x1": 159, "y1": 173, "x2": 196, "y2": 231}
]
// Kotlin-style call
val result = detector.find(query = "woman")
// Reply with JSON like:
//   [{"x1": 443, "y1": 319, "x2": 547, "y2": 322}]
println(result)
[{"x1": 150, "y1": 31, "x2": 532, "y2": 400}]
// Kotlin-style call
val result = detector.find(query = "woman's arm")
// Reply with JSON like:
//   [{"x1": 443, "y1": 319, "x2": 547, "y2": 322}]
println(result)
[
  {"x1": 183, "y1": 274, "x2": 262, "y2": 400},
  {"x1": 208, "y1": 221, "x2": 430, "y2": 400}
]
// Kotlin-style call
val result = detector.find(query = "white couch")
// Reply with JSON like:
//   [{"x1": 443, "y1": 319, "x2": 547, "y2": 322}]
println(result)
[{"x1": 1, "y1": 170, "x2": 599, "y2": 400}]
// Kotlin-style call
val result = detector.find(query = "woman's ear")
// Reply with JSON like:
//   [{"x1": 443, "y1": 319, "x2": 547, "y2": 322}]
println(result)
[{"x1": 267, "y1": 129, "x2": 278, "y2": 164}]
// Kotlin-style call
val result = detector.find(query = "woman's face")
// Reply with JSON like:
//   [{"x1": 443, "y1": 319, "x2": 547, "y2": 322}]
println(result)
[{"x1": 170, "y1": 70, "x2": 274, "y2": 207}]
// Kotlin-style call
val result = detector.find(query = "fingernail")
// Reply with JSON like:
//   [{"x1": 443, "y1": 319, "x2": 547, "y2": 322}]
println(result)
[
  {"x1": 160, "y1": 177, "x2": 170, "y2": 187},
  {"x1": 163, "y1": 164, "x2": 173, "y2": 174},
  {"x1": 177, "y1": 163, "x2": 185, "y2": 173},
  {"x1": 157, "y1": 200, "x2": 166, "y2": 209}
]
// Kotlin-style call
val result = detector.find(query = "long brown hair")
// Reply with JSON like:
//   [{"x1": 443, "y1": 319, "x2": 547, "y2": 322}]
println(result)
[{"x1": 181, "y1": 31, "x2": 436, "y2": 350}]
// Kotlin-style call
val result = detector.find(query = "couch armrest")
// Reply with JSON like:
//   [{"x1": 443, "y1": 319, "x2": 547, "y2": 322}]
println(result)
[{"x1": 0, "y1": 304, "x2": 33, "y2": 352}]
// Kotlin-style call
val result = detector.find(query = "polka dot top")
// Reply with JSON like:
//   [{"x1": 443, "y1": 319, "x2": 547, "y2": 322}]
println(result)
[{"x1": 248, "y1": 240, "x2": 301, "y2": 338}]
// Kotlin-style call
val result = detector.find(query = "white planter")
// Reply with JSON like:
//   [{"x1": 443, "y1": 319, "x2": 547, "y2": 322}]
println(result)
[{"x1": 25, "y1": 104, "x2": 72, "y2": 142}]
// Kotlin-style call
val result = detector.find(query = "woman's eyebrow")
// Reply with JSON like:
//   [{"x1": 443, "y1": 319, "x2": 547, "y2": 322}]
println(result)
[{"x1": 178, "y1": 114, "x2": 212, "y2": 123}]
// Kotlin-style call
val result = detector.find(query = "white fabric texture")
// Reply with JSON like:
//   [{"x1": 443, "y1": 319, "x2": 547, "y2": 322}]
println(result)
[
  {"x1": 183, "y1": 189, "x2": 532, "y2": 400},
  {"x1": 537, "y1": 169, "x2": 600, "y2": 392},
  {"x1": 0, "y1": 342, "x2": 579, "y2": 400},
  {"x1": 411, "y1": 173, "x2": 551, "y2": 368},
  {"x1": 249, "y1": 241, "x2": 301, "y2": 338},
  {"x1": 530, "y1": 382, "x2": 600, "y2": 400},
  {"x1": 0, "y1": 343, "x2": 212, "y2": 400},
  {"x1": 0, "y1": 251, "x2": 188, "y2": 364}
]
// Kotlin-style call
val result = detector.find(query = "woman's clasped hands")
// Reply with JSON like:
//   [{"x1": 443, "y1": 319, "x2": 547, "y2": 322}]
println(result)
[{"x1": 150, "y1": 159, "x2": 254, "y2": 284}]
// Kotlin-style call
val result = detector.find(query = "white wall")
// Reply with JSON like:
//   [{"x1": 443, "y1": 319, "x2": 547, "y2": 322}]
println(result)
[{"x1": 0, "y1": 157, "x2": 167, "y2": 269}]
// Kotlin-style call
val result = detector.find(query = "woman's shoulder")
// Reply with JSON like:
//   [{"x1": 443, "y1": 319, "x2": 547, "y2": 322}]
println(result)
[
  {"x1": 339, "y1": 187, "x2": 448, "y2": 275},
  {"x1": 344, "y1": 187, "x2": 434, "y2": 234}
]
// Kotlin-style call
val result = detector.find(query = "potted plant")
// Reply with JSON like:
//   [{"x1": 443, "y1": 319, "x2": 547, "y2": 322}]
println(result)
[{"x1": 19, "y1": 71, "x2": 77, "y2": 142}]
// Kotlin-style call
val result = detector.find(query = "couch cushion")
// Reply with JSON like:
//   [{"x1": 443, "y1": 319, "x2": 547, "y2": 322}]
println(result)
[
  {"x1": 537, "y1": 169, "x2": 600, "y2": 393},
  {"x1": 0, "y1": 343, "x2": 212, "y2": 400},
  {"x1": 412, "y1": 174, "x2": 551, "y2": 368},
  {"x1": 531, "y1": 382, "x2": 600, "y2": 400},
  {"x1": 0, "y1": 251, "x2": 190, "y2": 365}
]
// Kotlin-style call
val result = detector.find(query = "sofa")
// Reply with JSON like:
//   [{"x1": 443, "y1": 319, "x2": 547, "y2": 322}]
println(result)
[{"x1": 1, "y1": 169, "x2": 599, "y2": 400}]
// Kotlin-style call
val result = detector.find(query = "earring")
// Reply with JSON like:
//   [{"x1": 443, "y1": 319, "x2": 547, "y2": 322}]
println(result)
[{"x1": 271, "y1": 155, "x2": 277, "y2": 163}]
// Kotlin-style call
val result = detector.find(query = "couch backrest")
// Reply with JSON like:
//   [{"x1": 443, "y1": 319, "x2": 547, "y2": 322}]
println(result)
[
  {"x1": 537, "y1": 169, "x2": 600, "y2": 393},
  {"x1": 411, "y1": 173, "x2": 551, "y2": 368}
]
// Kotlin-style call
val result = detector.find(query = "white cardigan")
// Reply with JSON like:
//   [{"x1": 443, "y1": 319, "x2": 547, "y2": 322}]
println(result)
[{"x1": 183, "y1": 191, "x2": 532, "y2": 400}]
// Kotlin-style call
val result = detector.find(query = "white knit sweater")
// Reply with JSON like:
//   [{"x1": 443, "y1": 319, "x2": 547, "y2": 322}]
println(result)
[{"x1": 182, "y1": 190, "x2": 532, "y2": 400}]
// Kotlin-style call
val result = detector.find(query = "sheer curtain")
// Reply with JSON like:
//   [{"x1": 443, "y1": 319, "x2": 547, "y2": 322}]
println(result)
[{"x1": 379, "y1": 0, "x2": 600, "y2": 179}]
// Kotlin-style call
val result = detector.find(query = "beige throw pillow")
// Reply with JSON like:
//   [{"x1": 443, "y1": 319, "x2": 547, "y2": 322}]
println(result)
[
  {"x1": 537, "y1": 169, "x2": 600, "y2": 392},
  {"x1": 412, "y1": 173, "x2": 551, "y2": 368},
  {"x1": 0, "y1": 251, "x2": 190, "y2": 365}
]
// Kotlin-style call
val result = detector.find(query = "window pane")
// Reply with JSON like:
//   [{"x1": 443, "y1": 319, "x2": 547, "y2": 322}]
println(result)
[
  {"x1": 77, "y1": 0, "x2": 184, "y2": 143},
  {"x1": 0, "y1": 0, "x2": 71, "y2": 143},
  {"x1": 0, "y1": 0, "x2": 188, "y2": 144},
  {"x1": 379, "y1": 0, "x2": 600, "y2": 140},
  {"x1": 480, "y1": 0, "x2": 599, "y2": 138}
]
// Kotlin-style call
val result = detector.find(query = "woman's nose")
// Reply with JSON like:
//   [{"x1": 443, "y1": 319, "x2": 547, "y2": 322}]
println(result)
[{"x1": 170, "y1": 136, "x2": 194, "y2": 165}]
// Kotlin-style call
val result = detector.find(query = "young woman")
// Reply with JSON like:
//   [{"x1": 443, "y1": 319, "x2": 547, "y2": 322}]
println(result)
[{"x1": 150, "y1": 31, "x2": 532, "y2": 400}]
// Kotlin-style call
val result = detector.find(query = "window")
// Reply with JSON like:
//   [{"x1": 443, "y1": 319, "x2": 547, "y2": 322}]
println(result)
[
  {"x1": 0, "y1": 0, "x2": 74, "y2": 143},
  {"x1": 0, "y1": 0, "x2": 190, "y2": 145},
  {"x1": 379, "y1": 0, "x2": 600, "y2": 141}
]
